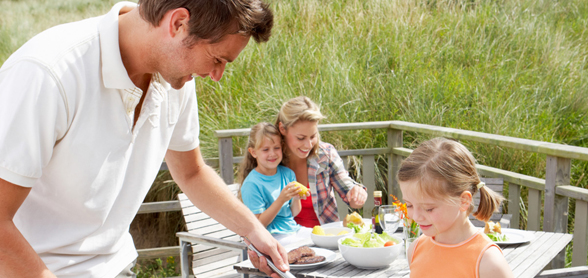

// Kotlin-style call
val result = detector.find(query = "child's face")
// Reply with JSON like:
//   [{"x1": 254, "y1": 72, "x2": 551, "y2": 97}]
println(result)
[
  {"x1": 400, "y1": 180, "x2": 466, "y2": 242},
  {"x1": 249, "y1": 135, "x2": 283, "y2": 175}
]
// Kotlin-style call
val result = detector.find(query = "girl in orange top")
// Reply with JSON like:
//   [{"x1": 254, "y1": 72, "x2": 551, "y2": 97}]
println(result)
[{"x1": 398, "y1": 137, "x2": 513, "y2": 278}]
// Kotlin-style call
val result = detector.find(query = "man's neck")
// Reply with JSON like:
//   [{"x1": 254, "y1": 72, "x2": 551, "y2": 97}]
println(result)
[{"x1": 117, "y1": 8, "x2": 154, "y2": 90}]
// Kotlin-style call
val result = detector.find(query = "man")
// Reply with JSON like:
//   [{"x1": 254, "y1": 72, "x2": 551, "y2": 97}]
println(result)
[{"x1": 0, "y1": 1, "x2": 287, "y2": 277}]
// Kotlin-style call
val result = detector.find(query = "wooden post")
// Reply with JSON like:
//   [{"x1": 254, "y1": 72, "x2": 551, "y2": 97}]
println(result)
[
  {"x1": 527, "y1": 189, "x2": 542, "y2": 231},
  {"x1": 388, "y1": 128, "x2": 403, "y2": 204},
  {"x1": 219, "y1": 137, "x2": 234, "y2": 184},
  {"x1": 544, "y1": 155, "x2": 570, "y2": 269},
  {"x1": 508, "y1": 183, "x2": 521, "y2": 229},
  {"x1": 179, "y1": 240, "x2": 191, "y2": 278},
  {"x1": 363, "y1": 155, "x2": 376, "y2": 218},
  {"x1": 544, "y1": 156, "x2": 570, "y2": 232},
  {"x1": 573, "y1": 200, "x2": 588, "y2": 266}
]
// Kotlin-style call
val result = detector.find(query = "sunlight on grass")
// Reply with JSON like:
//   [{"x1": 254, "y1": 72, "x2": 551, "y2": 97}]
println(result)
[{"x1": 1, "y1": 0, "x2": 587, "y2": 268}]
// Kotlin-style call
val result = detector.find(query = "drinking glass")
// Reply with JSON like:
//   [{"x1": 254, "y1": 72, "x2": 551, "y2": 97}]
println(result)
[
  {"x1": 378, "y1": 205, "x2": 400, "y2": 234},
  {"x1": 403, "y1": 219, "x2": 421, "y2": 258}
]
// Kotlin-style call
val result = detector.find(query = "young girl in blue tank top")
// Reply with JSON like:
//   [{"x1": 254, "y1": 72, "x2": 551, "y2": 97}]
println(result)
[{"x1": 238, "y1": 122, "x2": 311, "y2": 244}]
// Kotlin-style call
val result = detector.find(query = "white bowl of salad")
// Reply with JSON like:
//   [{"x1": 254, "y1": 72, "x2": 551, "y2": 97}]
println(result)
[
  {"x1": 337, "y1": 232, "x2": 403, "y2": 269},
  {"x1": 311, "y1": 226, "x2": 354, "y2": 249}
]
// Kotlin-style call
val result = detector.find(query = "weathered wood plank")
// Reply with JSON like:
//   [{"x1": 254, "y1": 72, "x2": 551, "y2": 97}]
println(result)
[
  {"x1": 218, "y1": 137, "x2": 234, "y2": 184},
  {"x1": 556, "y1": 185, "x2": 588, "y2": 202},
  {"x1": 388, "y1": 121, "x2": 588, "y2": 161},
  {"x1": 544, "y1": 156, "x2": 571, "y2": 233},
  {"x1": 509, "y1": 183, "x2": 521, "y2": 229},
  {"x1": 536, "y1": 266, "x2": 588, "y2": 278},
  {"x1": 363, "y1": 155, "x2": 376, "y2": 219},
  {"x1": 392, "y1": 147, "x2": 546, "y2": 191},
  {"x1": 214, "y1": 122, "x2": 395, "y2": 138},
  {"x1": 572, "y1": 200, "x2": 588, "y2": 267},
  {"x1": 528, "y1": 189, "x2": 542, "y2": 231},
  {"x1": 137, "y1": 246, "x2": 181, "y2": 259},
  {"x1": 138, "y1": 200, "x2": 181, "y2": 214},
  {"x1": 388, "y1": 129, "x2": 403, "y2": 202}
]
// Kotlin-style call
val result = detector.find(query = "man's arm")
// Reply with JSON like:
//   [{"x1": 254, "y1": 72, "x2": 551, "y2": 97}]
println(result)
[
  {"x1": 165, "y1": 147, "x2": 289, "y2": 277},
  {"x1": 0, "y1": 178, "x2": 57, "y2": 278}
]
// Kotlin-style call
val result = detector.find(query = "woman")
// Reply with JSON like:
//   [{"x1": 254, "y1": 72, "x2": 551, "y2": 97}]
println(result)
[{"x1": 275, "y1": 96, "x2": 368, "y2": 227}]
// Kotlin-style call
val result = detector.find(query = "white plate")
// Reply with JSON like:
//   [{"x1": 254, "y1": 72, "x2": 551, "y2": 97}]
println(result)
[
  {"x1": 491, "y1": 228, "x2": 534, "y2": 245},
  {"x1": 288, "y1": 247, "x2": 337, "y2": 269},
  {"x1": 321, "y1": 218, "x2": 372, "y2": 229}
]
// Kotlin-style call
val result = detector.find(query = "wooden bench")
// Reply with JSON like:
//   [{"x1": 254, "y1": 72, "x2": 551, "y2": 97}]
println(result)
[
  {"x1": 176, "y1": 184, "x2": 249, "y2": 278},
  {"x1": 470, "y1": 177, "x2": 512, "y2": 228}
]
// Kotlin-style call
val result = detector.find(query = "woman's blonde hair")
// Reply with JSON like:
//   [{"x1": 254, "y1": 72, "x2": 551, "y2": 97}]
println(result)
[
  {"x1": 237, "y1": 123, "x2": 282, "y2": 198},
  {"x1": 397, "y1": 137, "x2": 504, "y2": 222},
  {"x1": 275, "y1": 96, "x2": 325, "y2": 158}
]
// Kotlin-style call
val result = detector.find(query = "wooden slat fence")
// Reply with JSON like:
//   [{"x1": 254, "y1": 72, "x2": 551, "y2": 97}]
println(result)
[{"x1": 136, "y1": 120, "x2": 588, "y2": 269}]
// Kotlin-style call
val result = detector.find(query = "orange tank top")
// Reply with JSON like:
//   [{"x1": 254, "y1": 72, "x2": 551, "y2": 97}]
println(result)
[{"x1": 410, "y1": 230, "x2": 501, "y2": 278}]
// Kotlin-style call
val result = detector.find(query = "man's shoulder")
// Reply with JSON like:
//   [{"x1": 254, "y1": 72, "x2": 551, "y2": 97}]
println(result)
[{"x1": 2, "y1": 16, "x2": 101, "y2": 71}]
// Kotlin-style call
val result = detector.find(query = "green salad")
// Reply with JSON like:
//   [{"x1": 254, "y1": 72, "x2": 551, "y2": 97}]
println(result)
[
  {"x1": 341, "y1": 231, "x2": 400, "y2": 248},
  {"x1": 346, "y1": 222, "x2": 372, "y2": 234},
  {"x1": 486, "y1": 232, "x2": 509, "y2": 242}
]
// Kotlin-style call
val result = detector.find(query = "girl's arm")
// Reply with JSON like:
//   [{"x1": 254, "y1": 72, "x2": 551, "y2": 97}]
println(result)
[
  {"x1": 290, "y1": 195, "x2": 302, "y2": 217},
  {"x1": 479, "y1": 246, "x2": 514, "y2": 278},
  {"x1": 256, "y1": 183, "x2": 299, "y2": 227}
]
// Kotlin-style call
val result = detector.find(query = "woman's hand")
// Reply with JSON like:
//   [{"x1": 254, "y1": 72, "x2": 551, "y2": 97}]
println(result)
[{"x1": 347, "y1": 185, "x2": 367, "y2": 208}]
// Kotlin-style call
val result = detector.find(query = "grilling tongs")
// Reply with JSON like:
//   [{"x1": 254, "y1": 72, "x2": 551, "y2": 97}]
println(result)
[{"x1": 242, "y1": 236, "x2": 296, "y2": 278}]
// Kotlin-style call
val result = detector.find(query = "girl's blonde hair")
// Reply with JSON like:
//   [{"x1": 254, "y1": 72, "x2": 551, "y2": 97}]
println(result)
[
  {"x1": 398, "y1": 137, "x2": 504, "y2": 222},
  {"x1": 275, "y1": 96, "x2": 325, "y2": 158},
  {"x1": 238, "y1": 122, "x2": 282, "y2": 186}
]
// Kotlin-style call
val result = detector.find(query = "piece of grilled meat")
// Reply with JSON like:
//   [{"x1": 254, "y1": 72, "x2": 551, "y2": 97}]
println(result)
[
  {"x1": 295, "y1": 255, "x2": 326, "y2": 264},
  {"x1": 288, "y1": 246, "x2": 326, "y2": 264},
  {"x1": 287, "y1": 246, "x2": 315, "y2": 264}
]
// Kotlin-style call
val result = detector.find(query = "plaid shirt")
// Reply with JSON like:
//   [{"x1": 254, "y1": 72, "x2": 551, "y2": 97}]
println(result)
[{"x1": 308, "y1": 142, "x2": 365, "y2": 224}]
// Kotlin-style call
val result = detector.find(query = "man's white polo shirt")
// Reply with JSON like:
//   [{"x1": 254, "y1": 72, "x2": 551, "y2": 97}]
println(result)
[{"x1": 0, "y1": 2, "x2": 199, "y2": 277}]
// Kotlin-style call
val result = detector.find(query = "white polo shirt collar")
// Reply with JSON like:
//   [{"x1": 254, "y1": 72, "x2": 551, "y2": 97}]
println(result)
[{"x1": 99, "y1": 1, "x2": 137, "y2": 90}]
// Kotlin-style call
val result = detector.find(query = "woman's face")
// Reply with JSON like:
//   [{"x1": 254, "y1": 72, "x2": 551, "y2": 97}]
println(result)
[{"x1": 280, "y1": 120, "x2": 319, "y2": 160}]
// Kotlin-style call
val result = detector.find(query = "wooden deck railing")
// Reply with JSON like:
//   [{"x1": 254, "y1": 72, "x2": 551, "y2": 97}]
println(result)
[{"x1": 137, "y1": 120, "x2": 588, "y2": 268}]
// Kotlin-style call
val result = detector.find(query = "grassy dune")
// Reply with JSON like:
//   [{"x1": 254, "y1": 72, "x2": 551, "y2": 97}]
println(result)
[{"x1": 2, "y1": 0, "x2": 588, "y2": 268}]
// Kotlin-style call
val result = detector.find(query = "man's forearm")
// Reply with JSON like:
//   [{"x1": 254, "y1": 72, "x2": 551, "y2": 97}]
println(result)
[{"x1": 0, "y1": 221, "x2": 56, "y2": 278}]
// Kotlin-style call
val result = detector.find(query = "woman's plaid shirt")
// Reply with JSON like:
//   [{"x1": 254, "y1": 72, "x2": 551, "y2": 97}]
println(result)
[{"x1": 308, "y1": 142, "x2": 365, "y2": 224}]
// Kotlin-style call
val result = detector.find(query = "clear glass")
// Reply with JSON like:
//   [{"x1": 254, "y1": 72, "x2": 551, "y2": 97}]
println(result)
[
  {"x1": 402, "y1": 219, "x2": 421, "y2": 257},
  {"x1": 378, "y1": 205, "x2": 400, "y2": 234}
]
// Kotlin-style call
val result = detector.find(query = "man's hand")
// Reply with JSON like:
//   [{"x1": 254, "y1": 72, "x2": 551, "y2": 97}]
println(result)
[
  {"x1": 347, "y1": 185, "x2": 367, "y2": 209},
  {"x1": 245, "y1": 228, "x2": 289, "y2": 278},
  {"x1": 166, "y1": 148, "x2": 290, "y2": 277}
]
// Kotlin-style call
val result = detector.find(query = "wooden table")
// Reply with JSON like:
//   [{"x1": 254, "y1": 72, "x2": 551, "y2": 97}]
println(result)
[{"x1": 233, "y1": 230, "x2": 573, "y2": 278}]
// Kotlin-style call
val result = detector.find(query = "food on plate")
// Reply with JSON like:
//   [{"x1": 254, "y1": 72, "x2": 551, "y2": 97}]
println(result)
[
  {"x1": 340, "y1": 231, "x2": 400, "y2": 248},
  {"x1": 484, "y1": 221, "x2": 502, "y2": 234},
  {"x1": 342, "y1": 211, "x2": 364, "y2": 228},
  {"x1": 484, "y1": 221, "x2": 508, "y2": 242},
  {"x1": 295, "y1": 255, "x2": 326, "y2": 264},
  {"x1": 343, "y1": 212, "x2": 372, "y2": 233},
  {"x1": 287, "y1": 246, "x2": 325, "y2": 264},
  {"x1": 312, "y1": 226, "x2": 325, "y2": 236},
  {"x1": 292, "y1": 181, "x2": 308, "y2": 197},
  {"x1": 336, "y1": 230, "x2": 349, "y2": 236}
]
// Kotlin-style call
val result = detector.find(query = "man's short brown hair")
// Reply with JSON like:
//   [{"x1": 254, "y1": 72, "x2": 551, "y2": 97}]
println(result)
[{"x1": 138, "y1": 0, "x2": 273, "y2": 46}]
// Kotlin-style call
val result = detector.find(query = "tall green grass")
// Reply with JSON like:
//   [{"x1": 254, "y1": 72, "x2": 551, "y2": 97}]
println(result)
[{"x1": 2, "y1": 0, "x2": 587, "y2": 268}]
